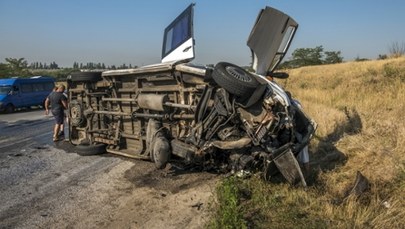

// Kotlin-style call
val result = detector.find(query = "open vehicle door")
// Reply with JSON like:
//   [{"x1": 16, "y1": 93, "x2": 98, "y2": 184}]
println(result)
[
  {"x1": 161, "y1": 4, "x2": 195, "y2": 63},
  {"x1": 247, "y1": 7, "x2": 298, "y2": 75}
]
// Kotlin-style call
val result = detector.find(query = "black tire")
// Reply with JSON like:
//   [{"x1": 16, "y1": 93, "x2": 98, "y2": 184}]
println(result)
[
  {"x1": 5, "y1": 104, "x2": 14, "y2": 113},
  {"x1": 152, "y1": 136, "x2": 170, "y2": 169},
  {"x1": 212, "y1": 62, "x2": 259, "y2": 97},
  {"x1": 75, "y1": 143, "x2": 106, "y2": 156},
  {"x1": 69, "y1": 72, "x2": 102, "y2": 82}
]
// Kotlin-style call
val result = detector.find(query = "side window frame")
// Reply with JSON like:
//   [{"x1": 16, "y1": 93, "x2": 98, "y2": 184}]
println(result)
[{"x1": 161, "y1": 4, "x2": 195, "y2": 63}]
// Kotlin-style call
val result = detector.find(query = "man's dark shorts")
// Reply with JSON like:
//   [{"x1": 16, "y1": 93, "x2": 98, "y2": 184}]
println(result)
[{"x1": 51, "y1": 109, "x2": 64, "y2": 125}]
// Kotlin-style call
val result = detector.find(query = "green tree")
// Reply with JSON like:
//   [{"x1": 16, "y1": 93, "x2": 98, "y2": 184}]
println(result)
[
  {"x1": 279, "y1": 46, "x2": 345, "y2": 69},
  {"x1": 290, "y1": 46, "x2": 324, "y2": 67},
  {"x1": 324, "y1": 51, "x2": 343, "y2": 64},
  {"x1": 2, "y1": 58, "x2": 31, "y2": 77},
  {"x1": 49, "y1": 61, "x2": 58, "y2": 69},
  {"x1": 5, "y1": 57, "x2": 28, "y2": 70},
  {"x1": 0, "y1": 63, "x2": 11, "y2": 78}
]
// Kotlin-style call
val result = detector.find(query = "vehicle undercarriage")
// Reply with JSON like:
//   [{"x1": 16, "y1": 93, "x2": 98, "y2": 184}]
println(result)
[{"x1": 67, "y1": 61, "x2": 316, "y2": 185}]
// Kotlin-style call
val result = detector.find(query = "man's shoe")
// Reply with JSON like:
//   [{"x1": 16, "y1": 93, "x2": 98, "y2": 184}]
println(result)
[{"x1": 53, "y1": 136, "x2": 59, "y2": 142}]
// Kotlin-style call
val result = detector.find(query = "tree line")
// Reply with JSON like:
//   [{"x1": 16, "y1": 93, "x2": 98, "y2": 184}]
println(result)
[
  {"x1": 2, "y1": 42, "x2": 403, "y2": 78},
  {"x1": 280, "y1": 42, "x2": 404, "y2": 69},
  {"x1": 0, "y1": 58, "x2": 138, "y2": 79},
  {"x1": 279, "y1": 46, "x2": 343, "y2": 69},
  {"x1": 72, "y1": 62, "x2": 137, "y2": 70},
  {"x1": 29, "y1": 61, "x2": 59, "y2": 69}
]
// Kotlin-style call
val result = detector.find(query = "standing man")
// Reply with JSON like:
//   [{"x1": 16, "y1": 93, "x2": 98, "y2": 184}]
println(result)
[
  {"x1": 45, "y1": 85, "x2": 67, "y2": 141},
  {"x1": 47, "y1": 86, "x2": 64, "y2": 136}
]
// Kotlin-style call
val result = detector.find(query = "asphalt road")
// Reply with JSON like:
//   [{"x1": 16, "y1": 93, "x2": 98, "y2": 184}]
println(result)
[{"x1": 0, "y1": 109, "x2": 218, "y2": 229}]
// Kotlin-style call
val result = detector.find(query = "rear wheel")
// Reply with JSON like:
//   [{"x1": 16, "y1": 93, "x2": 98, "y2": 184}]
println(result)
[
  {"x1": 152, "y1": 136, "x2": 170, "y2": 169},
  {"x1": 75, "y1": 143, "x2": 106, "y2": 156},
  {"x1": 5, "y1": 104, "x2": 14, "y2": 113},
  {"x1": 212, "y1": 62, "x2": 259, "y2": 97}
]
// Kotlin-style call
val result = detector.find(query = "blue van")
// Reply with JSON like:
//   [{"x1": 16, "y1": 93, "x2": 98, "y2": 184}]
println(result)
[{"x1": 0, "y1": 76, "x2": 55, "y2": 113}]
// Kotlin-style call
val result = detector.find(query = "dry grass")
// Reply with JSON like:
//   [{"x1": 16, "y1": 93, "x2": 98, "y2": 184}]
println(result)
[
  {"x1": 285, "y1": 57, "x2": 405, "y2": 183},
  {"x1": 211, "y1": 57, "x2": 405, "y2": 228},
  {"x1": 282, "y1": 57, "x2": 405, "y2": 228}
]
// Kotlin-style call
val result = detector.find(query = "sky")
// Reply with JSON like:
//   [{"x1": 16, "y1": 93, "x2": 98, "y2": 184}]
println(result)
[{"x1": 0, "y1": 0, "x2": 404, "y2": 68}]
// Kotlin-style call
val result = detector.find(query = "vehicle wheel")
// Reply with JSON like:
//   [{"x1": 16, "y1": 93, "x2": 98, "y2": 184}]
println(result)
[
  {"x1": 152, "y1": 136, "x2": 170, "y2": 169},
  {"x1": 75, "y1": 143, "x2": 106, "y2": 156},
  {"x1": 70, "y1": 101, "x2": 85, "y2": 127},
  {"x1": 5, "y1": 104, "x2": 14, "y2": 113},
  {"x1": 212, "y1": 62, "x2": 259, "y2": 97},
  {"x1": 69, "y1": 72, "x2": 102, "y2": 82}
]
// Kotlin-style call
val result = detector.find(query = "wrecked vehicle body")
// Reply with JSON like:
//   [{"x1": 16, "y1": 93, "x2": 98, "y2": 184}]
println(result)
[{"x1": 67, "y1": 5, "x2": 316, "y2": 185}]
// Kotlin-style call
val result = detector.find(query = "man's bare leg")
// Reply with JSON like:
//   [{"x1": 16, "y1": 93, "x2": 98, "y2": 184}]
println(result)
[{"x1": 53, "y1": 124, "x2": 61, "y2": 140}]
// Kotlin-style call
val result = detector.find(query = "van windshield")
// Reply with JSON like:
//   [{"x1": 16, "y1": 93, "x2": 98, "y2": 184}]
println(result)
[{"x1": 0, "y1": 86, "x2": 12, "y2": 94}]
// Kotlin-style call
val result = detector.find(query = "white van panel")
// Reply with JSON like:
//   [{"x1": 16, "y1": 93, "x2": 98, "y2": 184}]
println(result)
[{"x1": 161, "y1": 38, "x2": 194, "y2": 63}]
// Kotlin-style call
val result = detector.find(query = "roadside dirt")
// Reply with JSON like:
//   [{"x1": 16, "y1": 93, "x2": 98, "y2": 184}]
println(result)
[{"x1": 0, "y1": 111, "x2": 220, "y2": 229}]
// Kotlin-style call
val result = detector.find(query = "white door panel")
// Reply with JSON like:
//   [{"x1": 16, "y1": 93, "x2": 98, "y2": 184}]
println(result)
[
  {"x1": 247, "y1": 7, "x2": 298, "y2": 75},
  {"x1": 162, "y1": 37, "x2": 194, "y2": 63},
  {"x1": 161, "y1": 4, "x2": 195, "y2": 63}
]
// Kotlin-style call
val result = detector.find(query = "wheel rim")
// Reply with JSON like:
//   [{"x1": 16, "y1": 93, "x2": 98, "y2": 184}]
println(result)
[
  {"x1": 225, "y1": 66, "x2": 252, "y2": 82},
  {"x1": 71, "y1": 107, "x2": 79, "y2": 118},
  {"x1": 70, "y1": 102, "x2": 84, "y2": 126}
]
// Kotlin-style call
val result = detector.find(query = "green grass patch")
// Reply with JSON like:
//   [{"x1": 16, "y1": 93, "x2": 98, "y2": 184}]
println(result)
[
  {"x1": 209, "y1": 177, "x2": 248, "y2": 229},
  {"x1": 210, "y1": 175, "x2": 329, "y2": 229},
  {"x1": 245, "y1": 177, "x2": 328, "y2": 229}
]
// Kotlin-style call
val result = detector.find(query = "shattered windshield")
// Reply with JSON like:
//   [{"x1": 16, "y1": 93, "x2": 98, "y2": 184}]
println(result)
[{"x1": 0, "y1": 86, "x2": 12, "y2": 95}]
